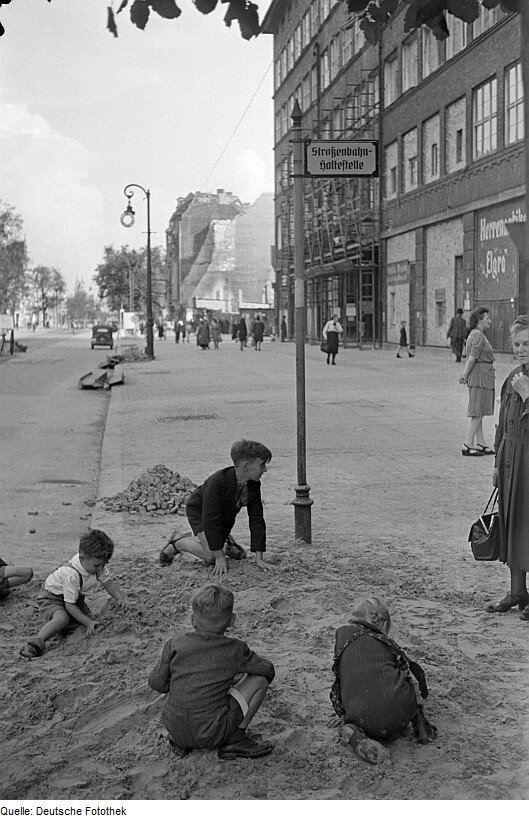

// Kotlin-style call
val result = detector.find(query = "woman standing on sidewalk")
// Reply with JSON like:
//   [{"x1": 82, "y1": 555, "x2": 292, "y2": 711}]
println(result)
[
  {"x1": 487, "y1": 315, "x2": 529, "y2": 618},
  {"x1": 459, "y1": 306, "x2": 495, "y2": 456},
  {"x1": 322, "y1": 314, "x2": 343, "y2": 365}
]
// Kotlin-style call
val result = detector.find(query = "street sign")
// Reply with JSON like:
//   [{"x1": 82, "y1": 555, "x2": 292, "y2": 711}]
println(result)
[
  {"x1": 304, "y1": 139, "x2": 378, "y2": 178},
  {"x1": 0, "y1": 314, "x2": 14, "y2": 330}
]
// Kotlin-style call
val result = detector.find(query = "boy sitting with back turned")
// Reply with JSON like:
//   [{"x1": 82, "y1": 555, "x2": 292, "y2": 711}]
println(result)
[
  {"x1": 148, "y1": 584, "x2": 275, "y2": 760},
  {"x1": 20, "y1": 529, "x2": 128, "y2": 658},
  {"x1": 159, "y1": 440, "x2": 272, "y2": 577}
]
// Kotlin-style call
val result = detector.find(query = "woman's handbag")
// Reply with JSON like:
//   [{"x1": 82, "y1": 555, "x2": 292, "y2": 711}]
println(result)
[
  {"x1": 320, "y1": 340, "x2": 330, "y2": 353},
  {"x1": 468, "y1": 489, "x2": 500, "y2": 561}
]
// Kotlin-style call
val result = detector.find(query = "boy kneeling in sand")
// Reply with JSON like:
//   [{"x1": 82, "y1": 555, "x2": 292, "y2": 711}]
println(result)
[
  {"x1": 159, "y1": 440, "x2": 272, "y2": 577},
  {"x1": 148, "y1": 584, "x2": 275, "y2": 760},
  {"x1": 20, "y1": 529, "x2": 128, "y2": 658},
  {"x1": 328, "y1": 597, "x2": 437, "y2": 764}
]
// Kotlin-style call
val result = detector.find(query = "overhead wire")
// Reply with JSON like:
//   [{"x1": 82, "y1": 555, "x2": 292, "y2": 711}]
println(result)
[{"x1": 203, "y1": 57, "x2": 274, "y2": 188}]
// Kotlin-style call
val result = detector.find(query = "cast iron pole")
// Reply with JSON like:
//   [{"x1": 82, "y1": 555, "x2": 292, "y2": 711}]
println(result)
[
  {"x1": 123, "y1": 184, "x2": 154, "y2": 358},
  {"x1": 291, "y1": 100, "x2": 313, "y2": 543}
]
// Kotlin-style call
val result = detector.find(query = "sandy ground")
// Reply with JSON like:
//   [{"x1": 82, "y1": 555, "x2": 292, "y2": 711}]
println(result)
[{"x1": 2, "y1": 332, "x2": 529, "y2": 800}]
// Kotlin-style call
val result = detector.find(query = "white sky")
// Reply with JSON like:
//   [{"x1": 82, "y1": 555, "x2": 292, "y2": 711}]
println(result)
[{"x1": 0, "y1": 0, "x2": 274, "y2": 294}]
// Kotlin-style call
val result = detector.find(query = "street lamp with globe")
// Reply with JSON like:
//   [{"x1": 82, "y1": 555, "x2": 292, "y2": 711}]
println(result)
[{"x1": 120, "y1": 184, "x2": 154, "y2": 359}]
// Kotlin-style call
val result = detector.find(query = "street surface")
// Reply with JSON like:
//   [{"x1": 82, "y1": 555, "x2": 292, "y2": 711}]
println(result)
[{"x1": 1, "y1": 330, "x2": 529, "y2": 799}]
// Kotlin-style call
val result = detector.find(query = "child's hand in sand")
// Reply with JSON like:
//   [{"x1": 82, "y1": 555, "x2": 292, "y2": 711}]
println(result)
[
  {"x1": 85, "y1": 620, "x2": 97, "y2": 638},
  {"x1": 326, "y1": 715, "x2": 344, "y2": 728}
]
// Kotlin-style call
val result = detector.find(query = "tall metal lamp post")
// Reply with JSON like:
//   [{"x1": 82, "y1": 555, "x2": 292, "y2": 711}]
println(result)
[
  {"x1": 120, "y1": 184, "x2": 154, "y2": 359},
  {"x1": 291, "y1": 100, "x2": 313, "y2": 542}
]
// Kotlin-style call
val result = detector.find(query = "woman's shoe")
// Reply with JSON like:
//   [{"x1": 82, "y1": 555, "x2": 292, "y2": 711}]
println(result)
[
  {"x1": 486, "y1": 592, "x2": 529, "y2": 613},
  {"x1": 475, "y1": 444, "x2": 495, "y2": 455},
  {"x1": 462, "y1": 445, "x2": 484, "y2": 456},
  {"x1": 519, "y1": 606, "x2": 529, "y2": 621}
]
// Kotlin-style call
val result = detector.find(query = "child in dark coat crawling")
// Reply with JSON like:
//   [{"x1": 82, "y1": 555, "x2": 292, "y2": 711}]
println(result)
[{"x1": 327, "y1": 597, "x2": 437, "y2": 764}]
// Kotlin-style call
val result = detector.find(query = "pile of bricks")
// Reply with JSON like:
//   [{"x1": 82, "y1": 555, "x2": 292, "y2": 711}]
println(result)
[{"x1": 99, "y1": 464, "x2": 197, "y2": 516}]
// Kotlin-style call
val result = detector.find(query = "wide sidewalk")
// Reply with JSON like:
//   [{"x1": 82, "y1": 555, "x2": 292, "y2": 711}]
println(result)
[{"x1": 90, "y1": 333, "x2": 517, "y2": 562}]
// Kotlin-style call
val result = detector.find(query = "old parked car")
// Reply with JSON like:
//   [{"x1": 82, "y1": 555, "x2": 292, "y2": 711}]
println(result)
[{"x1": 91, "y1": 325, "x2": 114, "y2": 349}]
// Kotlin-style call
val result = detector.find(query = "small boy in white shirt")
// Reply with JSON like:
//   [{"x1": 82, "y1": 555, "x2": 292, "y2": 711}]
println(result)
[{"x1": 20, "y1": 529, "x2": 127, "y2": 658}]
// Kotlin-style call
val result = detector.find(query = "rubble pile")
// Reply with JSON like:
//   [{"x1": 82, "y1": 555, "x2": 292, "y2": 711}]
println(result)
[
  {"x1": 117, "y1": 345, "x2": 152, "y2": 363},
  {"x1": 99, "y1": 464, "x2": 197, "y2": 515}
]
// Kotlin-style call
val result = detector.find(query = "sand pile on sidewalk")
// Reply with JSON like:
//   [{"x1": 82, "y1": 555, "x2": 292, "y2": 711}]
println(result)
[{"x1": 99, "y1": 464, "x2": 196, "y2": 516}]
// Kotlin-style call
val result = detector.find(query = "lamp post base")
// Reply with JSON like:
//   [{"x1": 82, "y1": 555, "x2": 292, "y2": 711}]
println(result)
[{"x1": 292, "y1": 484, "x2": 313, "y2": 543}]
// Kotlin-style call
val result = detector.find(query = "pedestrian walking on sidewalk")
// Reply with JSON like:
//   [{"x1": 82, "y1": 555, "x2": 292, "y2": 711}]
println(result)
[
  {"x1": 396, "y1": 321, "x2": 414, "y2": 358},
  {"x1": 447, "y1": 308, "x2": 467, "y2": 362},
  {"x1": 157, "y1": 321, "x2": 165, "y2": 341},
  {"x1": 280, "y1": 316, "x2": 287, "y2": 342},
  {"x1": 238, "y1": 317, "x2": 248, "y2": 351},
  {"x1": 459, "y1": 306, "x2": 495, "y2": 456},
  {"x1": 251, "y1": 315, "x2": 265, "y2": 351},
  {"x1": 322, "y1": 314, "x2": 343, "y2": 365},
  {"x1": 197, "y1": 319, "x2": 210, "y2": 350},
  {"x1": 487, "y1": 315, "x2": 529, "y2": 619},
  {"x1": 211, "y1": 318, "x2": 222, "y2": 350},
  {"x1": 159, "y1": 440, "x2": 272, "y2": 577}
]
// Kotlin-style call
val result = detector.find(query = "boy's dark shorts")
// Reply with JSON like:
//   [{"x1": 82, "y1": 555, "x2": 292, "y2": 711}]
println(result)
[
  {"x1": 166, "y1": 693, "x2": 245, "y2": 750},
  {"x1": 186, "y1": 507, "x2": 204, "y2": 538},
  {"x1": 37, "y1": 590, "x2": 92, "y2": 621}
]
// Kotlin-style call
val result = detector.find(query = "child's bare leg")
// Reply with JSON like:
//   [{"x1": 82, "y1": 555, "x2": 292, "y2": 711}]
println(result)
[
  {"x1": 232, "y1": 674, "x2": 270, "y2": 730},
  {"x1": 161, "y1": 531, "x2": 214, "y2": 565},
  {"x1": 3, "y1": 566, "x2": 33, "y2": 588},
  {"x1": 36, "y1": 609, "x2": 71, "y2": 644}
]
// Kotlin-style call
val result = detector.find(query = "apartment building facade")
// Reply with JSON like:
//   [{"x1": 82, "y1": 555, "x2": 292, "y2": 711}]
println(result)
[{"x1": 262, "y1": 1, "x2": 524, "y2": 352}]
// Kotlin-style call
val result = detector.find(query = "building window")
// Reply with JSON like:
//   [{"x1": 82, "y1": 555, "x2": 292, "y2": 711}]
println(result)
[
  {"x1": 431, "y1": 143, "x2": 438, "y2": 176},
  {"x1": 422, "y1": 113, "x2": 440, "y2": 183},
  {"x1": 505, "y1": 62, "x2": 524, "y2": 146},
  {"x1": 311, "y1": 0, "x2": 320, "y2": 37},
  {"x1": 332, "y1": 107, "x2": 342, "y2": 137},
  {"x1": 294, "y1": 25, "x2": 302, "y2": 62},
  {"x1": 302, "y1": 73, "x2": 311, "y2": 111},
  {"x1": 302, "y1": 11, "x2": 311, "y2": 48},
  {"x1": 422, "y1": 27, "x2": 440, "y2": 79},
  {"x1": 384, "y1": 53, "x2": 398, "y2": 107},
  {"x1": 473, "y1": 77, "x2": 497, "y2": 159},
  {"x1": 287, "y1": 37, "x2": 294, "y2": 73},
  {"x1": 403, "y1": 128, "x2": 418, "y2": 192},
  {"x1": 401, "y1": 36, "x2": 418, "y2": 93},
  {"x1": 280, "y1": 104, "x2": 288, "y2": 137},
  {"x1": 321, "y1": 0, "x2": 330, "y2": 21},
  {"x1": 435, "y1": 294, "x2": 446, "y2": 327},
  {"x1": 353, "y1": 18, "x2": 365, "y2": 53},
  {"x1": 456, "y1": 129, "x2": 463, "y2": 163},
  {"x1": 321, "y1": 49, "x2": 330, "y2": 89},
  {"x1": 280, "y1": 49, "x2": 287, "y2": 82},
  {"x1": 311, "y1": 66, "x2": 318, "y2": 104},
  {"x1": 275, "y1": 112, "x2": 281, "y2": 144},
  {"x1": 446, "y1": 97, "x2": 466, "y2": 173},
  {"x1": 274, "y1": 60, "x2": 281, "y2": 91},
  {"x1": 330, "y1": 35, "x2": 341, "y2": 80},
  {"x1": 445, "y1": 14, "x2": 468, "y2": 59},
  {"x1": 385, "y1": 141, "x2": 398, "y2": 200},
  {"x1": 342, "y1": 26, "x2": 353, "y2": 65},
  {"x1": 472, "y1": 5, "x2": 501, "y2": 39}
]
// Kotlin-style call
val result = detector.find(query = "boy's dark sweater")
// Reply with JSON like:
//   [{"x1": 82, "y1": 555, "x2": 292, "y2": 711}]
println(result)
[
  {"x1": 186, "y1": 466, "x2": 266, "y2": 553},
  {"x1": 148, "y1": 629, "x2": 274, "y2": 744}
]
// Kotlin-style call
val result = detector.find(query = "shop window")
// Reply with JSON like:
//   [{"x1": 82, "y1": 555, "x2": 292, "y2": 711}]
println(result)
[
  {"x1": 505, "y1": 62, "x2": 524, "y2": 146},
  {"x1": 473, "y1": 77, "x2": 497, "y2": 159}
]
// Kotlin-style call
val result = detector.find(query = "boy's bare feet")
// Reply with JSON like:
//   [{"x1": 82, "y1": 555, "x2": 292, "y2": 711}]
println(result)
[{"x1": 338, "y1": 724, "x2": 389, "y2": 765}]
